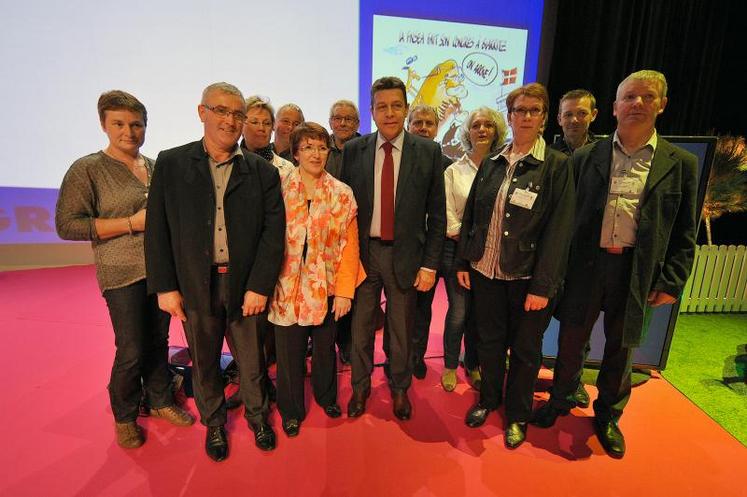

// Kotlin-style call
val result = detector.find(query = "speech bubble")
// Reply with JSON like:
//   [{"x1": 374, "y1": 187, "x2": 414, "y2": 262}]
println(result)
[{"x1": 461, "y1": 52, "x2": 498, "y2": 86}]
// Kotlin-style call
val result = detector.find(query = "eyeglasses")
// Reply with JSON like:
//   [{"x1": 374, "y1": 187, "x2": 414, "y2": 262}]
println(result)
[
  {"x1": 298, "y1": 145, "x2": 330, "y2": 154},
  {"x1": 246, "y1": 120, "x2": 273, "y2": 128},
  {"x1": 511, "y1": 107, "x2": 545, "y2": 118},
  {"x1": 203, "y1": 104, "x2": 247, "y2": 122},
  {"x1": 331, "y1": 116, "x2": 359, "y2": 124}
]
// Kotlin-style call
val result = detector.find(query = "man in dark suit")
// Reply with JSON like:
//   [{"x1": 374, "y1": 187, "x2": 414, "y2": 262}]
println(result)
[
  {"x1": 145, "y1": 82, "x2": 285, "y2": 460},
  {"x1": 532, "y1": 70, "x2": 698, "y2": 458},
  {"x1": 342, "y1": 76, "x2": 446, "y2": 420}
]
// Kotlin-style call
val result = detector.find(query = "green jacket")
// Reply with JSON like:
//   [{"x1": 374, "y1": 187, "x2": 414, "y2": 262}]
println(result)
[{"x1": 556, "y1": 136, "x2": 698, "y2": 346}]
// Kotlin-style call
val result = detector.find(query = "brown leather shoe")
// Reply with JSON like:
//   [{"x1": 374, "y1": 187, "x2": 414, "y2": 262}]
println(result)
[
  {"x1": 115, "y1": 421, "x2": 144, "y2": 449},
  {"x1": 347, "y1": 389, "x2": 370, "y2": 418},
  {"x1": 392, "y1": 390, "x2": 412, "y2": 420},
  {"x1": 150, "y1": 405, "x2": 196, "y2": 427}
]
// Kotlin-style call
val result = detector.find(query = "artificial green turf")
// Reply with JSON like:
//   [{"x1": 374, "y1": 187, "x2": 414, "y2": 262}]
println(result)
[{"x1": 661, "y1": 312, "x2": 747, "y2": 446}]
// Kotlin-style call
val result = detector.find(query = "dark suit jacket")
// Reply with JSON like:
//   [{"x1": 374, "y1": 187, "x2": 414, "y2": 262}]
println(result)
[
  {"x1": 145, "y1": 140, "x2": 286, "y2": 320},
  {"x1": 341, "y1": 131, "x2": 446, "y2": 289},
  {"x1": 556, "y1": 136, "x2": 698, "y2": 346}
]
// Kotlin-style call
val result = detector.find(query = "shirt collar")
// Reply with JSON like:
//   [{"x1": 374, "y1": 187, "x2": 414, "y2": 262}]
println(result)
[
  {"x1": 203, "y1": 140, "x2": 243, "y2": 166},
  {"x1": 613, "y1": 130, "x2": 658, "y2": 156},
  {"x1": 493, "y1": 135, "x2": 546, "y2": 162},
  {"x1": 376, "y1": 129, "x2": 405, "y2": 151}
]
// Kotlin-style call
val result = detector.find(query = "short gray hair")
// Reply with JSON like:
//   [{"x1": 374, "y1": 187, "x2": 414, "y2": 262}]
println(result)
[
  {"x1": 329, "y1": 99, "x2": 359, "y2": 120},
  {"x1": 407, "y1": 104, "x2": 439, "y2": 126},
  {"x1": 617, "y1": 70, "x2": 668, "y2": 99},
  {"x1": 276, "y1": 103, "x2": 305, "y2": 121},
  {"x1": 459, "y1": 107, "x2": 507, "y2": 154},
  {"x1": 201, "y1": 82, "x2": 245, "y2": 107}
]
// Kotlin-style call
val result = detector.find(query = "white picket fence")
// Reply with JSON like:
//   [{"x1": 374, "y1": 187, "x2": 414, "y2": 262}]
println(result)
[{"x1": 681, "y1": 245, "x2": 747, "y2": 313}]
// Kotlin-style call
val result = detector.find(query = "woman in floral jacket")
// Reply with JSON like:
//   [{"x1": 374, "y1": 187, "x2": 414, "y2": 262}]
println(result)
[{"x1": 269, "y1": 122, "x2": 365, "y2": 438}]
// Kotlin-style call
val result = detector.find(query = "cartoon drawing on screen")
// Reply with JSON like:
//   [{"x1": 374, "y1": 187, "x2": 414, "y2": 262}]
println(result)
[
  {"x1": 406, "y1": 59, "x2": 466, "y2": 127},
  {"x1": 398, "y1": 51, "x2": 522, "y2": 159}
]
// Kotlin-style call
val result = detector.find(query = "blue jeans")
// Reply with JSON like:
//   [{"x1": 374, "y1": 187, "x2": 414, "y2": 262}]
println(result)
[
  {"x1": 441, "y1": 239, "x2": 477, "y2": 370},
  {"x1": 103, "y1": 279, "x2": 173, "y2": 422}
]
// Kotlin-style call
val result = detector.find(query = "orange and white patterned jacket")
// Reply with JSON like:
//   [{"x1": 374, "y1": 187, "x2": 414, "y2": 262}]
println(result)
[{"x1": 268, "y1": 168, "x2": 365, "y2": 326}]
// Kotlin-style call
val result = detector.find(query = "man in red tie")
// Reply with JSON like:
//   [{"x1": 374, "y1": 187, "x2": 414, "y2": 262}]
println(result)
[{"x1": 341, "y1": 76, "x2": 446, "y2": 420}]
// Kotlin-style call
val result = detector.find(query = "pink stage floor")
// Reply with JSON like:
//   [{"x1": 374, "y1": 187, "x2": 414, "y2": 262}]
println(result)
[{"x1": 0, "y1": 266, "x2": 744, "y2": 497}]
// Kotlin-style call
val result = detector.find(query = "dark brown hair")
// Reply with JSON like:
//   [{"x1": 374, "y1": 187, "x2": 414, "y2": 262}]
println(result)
[
  {"x1": 370, "y1": 76, "x2": 407, "y2": 107},
  {"x1": 97, "y1": 90, "x2": 147, "y2": 125}
]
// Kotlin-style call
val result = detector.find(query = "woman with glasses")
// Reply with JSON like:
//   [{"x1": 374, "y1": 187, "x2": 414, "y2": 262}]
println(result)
[
  {"x1": 241, "y1": 95, "x2": 295, "y2": 174},
  {"x1": 440, "y1": 107, "x2": 508, "y2": 393},
  {"x1": 268, "y1": 122, "x2": 365, "y2": 438},
  {"x1": 456, "y1": 83, "x2": 574, "y2": 449},
  {"x1": 55, "y1": 91, "x2": 195, "y2": 449}
]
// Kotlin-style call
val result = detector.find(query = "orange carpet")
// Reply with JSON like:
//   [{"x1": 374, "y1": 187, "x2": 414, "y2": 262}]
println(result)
[{"x1": 0, "y1": 266, "x2": 744, "y2": 497}]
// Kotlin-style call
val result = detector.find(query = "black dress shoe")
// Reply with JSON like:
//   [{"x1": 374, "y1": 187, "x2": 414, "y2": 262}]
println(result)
[
  {"x1": 504, "y1": 422, "x2": 527, "y2": 449},
  {"x1": 465, "y1": 402, "x2": 494, "y2": 428},
  {"x1": 323, "y1": 404, "x2": 342, "y2": 418},
  {"x1": 593, "y1": 417, "x2": 625, "y2": 458},
  {"x1": 282, "y1": 418, "x2": 300, "y2": 437},
  {"x1": 573, "y1": 383, "x2": 591, "y2": 408},
  {"x1": 530, "y1": 403, "x2": 569, "y2": 428},
  {"x1": 225, "y1": 390, "x2": 242, "y2": 410},
  {"x1": 250, "y1": 422, "x2": 277, "y2": 451},
  {"x1": 392, "y1": 390, "x2": 412, "y2": 420},
  {"x1": 347, "y1": 389, "x2": 369, "y2": 418},
  {"x1": 205, "y1": 425, "x2": 228, "y2": 462},
  {"x1": 412, "y1": 360, "x2": 427, "y2": 380}
]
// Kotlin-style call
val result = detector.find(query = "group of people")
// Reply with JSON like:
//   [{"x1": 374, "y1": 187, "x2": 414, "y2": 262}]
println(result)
[{"x1": 56, "y1": 68, "x2": 698, "y2": 462}]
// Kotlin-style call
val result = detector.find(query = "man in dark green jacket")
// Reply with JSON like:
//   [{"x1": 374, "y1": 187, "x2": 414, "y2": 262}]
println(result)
[{"x1": 532, "y1": 70, "x2": 698, "y2": 458}]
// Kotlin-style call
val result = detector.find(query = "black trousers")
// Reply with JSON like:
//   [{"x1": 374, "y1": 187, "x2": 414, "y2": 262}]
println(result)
[
  {"x1": 550, "y1": 251, "x2": 634, "y2": 421},
  {"x1": 275, "y1": 304, "x2": 337, "y2": 421},
  {"x1": 103, "y1": 279, "x2": 173, "y2": 423},
  {"x1": 352, "y1": 240, "x2": 416, "y2": 392},
  {"x1": 471, "y1": 270, "x2": 555, "y2": 421},
  {"x1": 183, "y1": 271, "x2": 268, "y2": 427}
]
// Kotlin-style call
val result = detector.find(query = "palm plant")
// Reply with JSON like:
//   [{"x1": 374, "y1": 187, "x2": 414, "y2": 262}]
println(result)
[{"x1": 702, "y1": 135, "x2": 747, "y2": 245}]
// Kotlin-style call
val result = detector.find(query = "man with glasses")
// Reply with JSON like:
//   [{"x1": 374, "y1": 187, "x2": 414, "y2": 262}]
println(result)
[
  {"x1": 272, "y1": 103, "x2": 305, "y2": 161},
  {"x1": 326, "y1": 100, "x2": 361, "y2": 180},
  {"x1": 550, "y1": 89, "x2": 599, "y2": 156},
  {"x1": 145, "y1": 82, "x2": 286, "y2": 460},
  {"x1": 342, "y1": 76, "x2": 445, "y2": 421},
  {"x1": 532, "y1": 70, "x2": 698, "y2": 458}
]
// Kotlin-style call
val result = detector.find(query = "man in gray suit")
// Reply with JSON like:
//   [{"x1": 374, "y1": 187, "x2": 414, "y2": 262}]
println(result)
[{"x1": 342, "y1": 76, "x2": 446, "y2": 420}]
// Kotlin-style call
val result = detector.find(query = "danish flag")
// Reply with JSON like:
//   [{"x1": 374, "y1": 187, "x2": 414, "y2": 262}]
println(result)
[{"x1": 501, "y1": 68, "x2": 518, "y2": 85}]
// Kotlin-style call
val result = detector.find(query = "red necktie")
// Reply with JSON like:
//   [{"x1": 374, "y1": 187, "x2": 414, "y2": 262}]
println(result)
[{"x1": 380, "y1": 141, "x2": 394, "y2": 241}]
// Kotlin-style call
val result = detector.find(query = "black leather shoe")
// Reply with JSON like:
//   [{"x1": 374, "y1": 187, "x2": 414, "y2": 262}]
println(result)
[
  {"x1": 504, "y1": 422, "x2": 527, "y2": 449},
  {"x1": 225, "y1": 390, "x2": 242, "y2": 410},
  {"x1": 392, "y1": 390, "x2": 412, "y2": 420},
  {"x1": 465, "y1": 402, "x2": 494, "y2": 428},
  {"x1": 593, "y1": 417, "x2": 625, "y2": 458},
  {"x1": 282, "y1": 418, "x2": 300, "y2": 438},
  {"x1": 250, "y1": 422, "x2": 277, "y2": 451},
  {"x1": 323, "y1": 404, "x2": 342, "y2": 418},
  {"x1": 573, "y1": 383, "x2": 591, "y2": 408},
  {"x1": 347, "y1": 389, "x2": 369, "y2": 418},
  {"x1": 412, "y1": 360, "x2": 427, "y2": 380},
  {"x1": 205, "y1": 426, "x2": 228, "y2": 462},
  {"x1": 530, "y1": 403, "x2": 569, "y2": 428}
]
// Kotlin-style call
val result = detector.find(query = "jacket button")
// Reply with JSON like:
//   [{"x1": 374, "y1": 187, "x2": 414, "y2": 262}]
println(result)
[
  {"x1": 505, "y1": 213, "x2": 510, "y2": 218},
  {"x1": 512, "y1": 178, "x2": 518, "y2": 183},
  {"x1": 503, "y1": 231, "x2": 509, "y2": 236}
]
